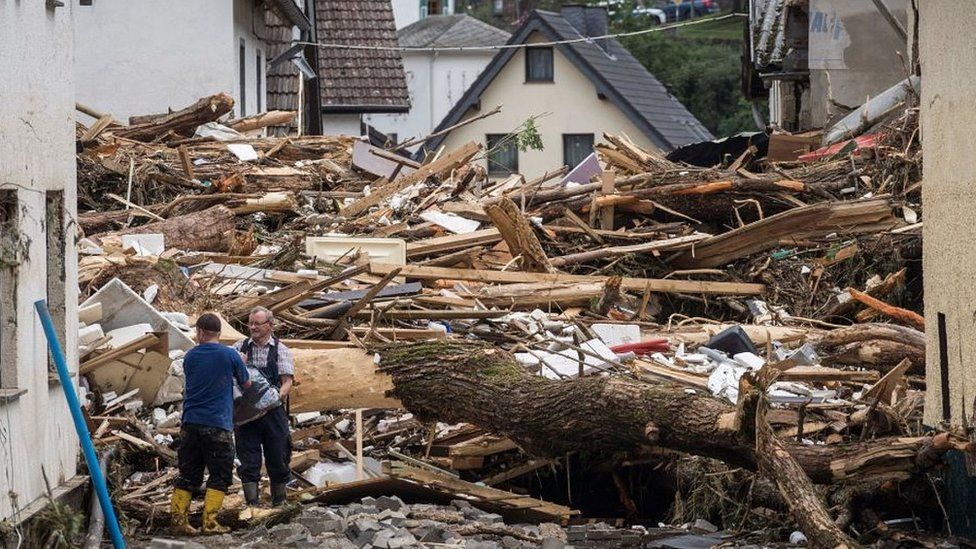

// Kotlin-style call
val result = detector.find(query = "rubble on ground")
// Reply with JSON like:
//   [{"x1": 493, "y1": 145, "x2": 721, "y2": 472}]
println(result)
[{"x1": 70, "y1": 93, "x2": 944, "y2": 547}]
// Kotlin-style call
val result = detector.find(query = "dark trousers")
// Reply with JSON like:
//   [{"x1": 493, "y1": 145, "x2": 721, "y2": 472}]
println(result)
[
  {"x1": 235, "y1": 405, "x2": 291, "y2": 484},
  {"x1": 176, "y1": 423, "x2": 235, "y2": 493}
]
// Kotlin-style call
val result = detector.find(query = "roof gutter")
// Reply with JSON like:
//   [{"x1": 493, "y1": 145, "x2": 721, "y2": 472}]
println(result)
[{"x1": 267, "y1": 0, "x2": 312, "y2": 32}]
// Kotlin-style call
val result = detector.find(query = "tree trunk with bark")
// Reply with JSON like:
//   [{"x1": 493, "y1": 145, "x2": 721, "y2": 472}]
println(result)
[
  {"x1": 813, "y1": 323, "x2": 925, "y2": 374},
  {"x1": 115, "y1": 93, "x2": 235, "y2": 142},
  {"x1": 94, "y1": 205, "x2": 236, "y2": 252},
  {"x1": 376, "y1": 340, "x2": 964, "y2": 485}
]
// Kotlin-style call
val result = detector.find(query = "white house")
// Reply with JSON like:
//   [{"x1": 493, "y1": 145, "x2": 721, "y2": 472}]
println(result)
[
  {"x1": 391, "y1": 0, "x2": 457, "y2": 29},
  {"x1": 364, "y1": 15, "x2": 510, "y2": 147},
  {"x1": 0, "y1": 0, "x2": 82, "y2": 525},
  {"x1": 430, "y1": 6, "x2": 712, "y2": 180},
  {"x1": 74, "y1": 0, "x2": 311, "y2": 123}
]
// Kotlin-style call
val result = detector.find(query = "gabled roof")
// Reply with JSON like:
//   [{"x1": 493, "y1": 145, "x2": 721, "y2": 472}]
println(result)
[
  {"x1": 314, "y1": 0, "x2": 410, "y2": 113},
  {"x1": 398, "y1": 14, "x2": 511, "y2": 49},
  {"x1": 426, "y1": 9, "x2": 713, "y2": 153}
]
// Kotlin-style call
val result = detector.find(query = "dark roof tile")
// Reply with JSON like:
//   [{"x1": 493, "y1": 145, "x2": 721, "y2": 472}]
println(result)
[{"x1": 314, "y1": 0, "x2": 410, "y2": 112}]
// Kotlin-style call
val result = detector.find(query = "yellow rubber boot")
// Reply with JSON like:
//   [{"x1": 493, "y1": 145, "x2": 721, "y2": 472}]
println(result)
[
  {"x1": 201, "y1": 488, "x2": 230, "y2": 534},
  {"x1": 170, "y1": 488, "x2": 198, "y2": 536}
]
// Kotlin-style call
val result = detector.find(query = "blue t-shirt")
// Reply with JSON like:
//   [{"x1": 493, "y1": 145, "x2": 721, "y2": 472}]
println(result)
[{"x1": 182, "y1": 343, "x2": 249, "y2": 431}]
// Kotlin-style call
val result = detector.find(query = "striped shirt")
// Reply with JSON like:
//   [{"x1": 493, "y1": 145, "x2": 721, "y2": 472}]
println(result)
[{"x1": 233, "y1": 338, "x2": 295, "y2": 379}]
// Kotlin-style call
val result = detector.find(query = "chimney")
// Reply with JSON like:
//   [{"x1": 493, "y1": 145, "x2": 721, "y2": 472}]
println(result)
[{"x1": 561, "y1": 5, "x2": 609, "y2": 51}]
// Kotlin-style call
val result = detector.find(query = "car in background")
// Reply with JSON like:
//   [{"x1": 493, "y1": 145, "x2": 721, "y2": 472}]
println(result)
[
  {"x1": 633, "y1": 5, "x2": 667, "y2": 25},
  {"x1": 598, "y1": 1, "x2": 667, "y2": 25},
  {"x1": 656, "y1": 0, "x2": 720, "y2": 21}
]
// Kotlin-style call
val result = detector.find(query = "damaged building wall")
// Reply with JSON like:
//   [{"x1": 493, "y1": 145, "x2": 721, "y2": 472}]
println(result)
[
  {"x1": 74, "y1": 0, "x2": 271, "y2": 122},
  {"x1": 807, "y1": 0, "x2": 909, "y2": 128},
  {"x1": 0, "y1": 0, "x2": 80, "y2": 523},
  {"x1": 439, "y1": 32, "x2": 656, "y2": 181},
  {"x1": 920, "y1": 3, "x2": 976, "y2": 428}
]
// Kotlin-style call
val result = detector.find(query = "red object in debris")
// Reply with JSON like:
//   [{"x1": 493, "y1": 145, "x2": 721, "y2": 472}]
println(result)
[
  {"x1": 798, "y1": 133, "x2": 880, "y2": 163},
  {"x1": 610, "y1": 339, "x2": 670, "y2": 356}
]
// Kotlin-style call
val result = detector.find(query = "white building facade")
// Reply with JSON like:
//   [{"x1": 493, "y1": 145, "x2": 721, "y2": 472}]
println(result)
[
  {"x1": 74, "y1": 0, "x2": 308, "y2": 123},
  {"x1": 0, "y1": 0, "x2": 81, "y2": 523},
  {"x1": 391, "y1": 0, "x2": 456, "y2": 29}
]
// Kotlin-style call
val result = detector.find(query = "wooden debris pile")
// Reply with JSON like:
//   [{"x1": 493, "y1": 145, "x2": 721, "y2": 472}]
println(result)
[{"x1": 74, "y1": 94, "x2": 943, "y2": 546}]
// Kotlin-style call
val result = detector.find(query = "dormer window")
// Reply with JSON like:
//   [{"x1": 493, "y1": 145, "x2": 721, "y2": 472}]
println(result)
[{"x1": 525, "y1": 47, "x2": 554, "y2": 82}]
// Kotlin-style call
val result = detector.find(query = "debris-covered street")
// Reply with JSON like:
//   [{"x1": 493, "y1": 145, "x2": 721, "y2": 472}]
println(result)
[{"x1": 5, "y1": 0, "x2": 974, "y2": 548}]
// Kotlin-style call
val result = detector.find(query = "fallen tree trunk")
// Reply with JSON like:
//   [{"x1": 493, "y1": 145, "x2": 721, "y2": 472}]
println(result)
[
  {"x1": 95, "y1": 205, "x2": 235, "y2": 252},
  {"x1": 290, "y1": 348, "x2": 400, "y2": 413},
  {"x1": 813, "y1": 323, "x2": 925, "y2": 373},
  {"x1": 115, "y1": 93, "x2": 235, "y2": 142},
  {"x1": 377, "y1": 340, "x2": 966, "y2": 484},
  {"x1": 228, "y1": 110, "x2": 296, "y2": 133}
]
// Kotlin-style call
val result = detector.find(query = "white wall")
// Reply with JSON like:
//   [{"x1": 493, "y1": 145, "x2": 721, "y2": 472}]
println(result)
[
  {"x1": 74, "y1": 0, "x2": 270, "y2": 123},
  {"x1": 391, "y1": 0, "x2": 456, "y2": 29},
  {"x1": 322, "y1": 113, "x2": 364, "y2": 137},
  {"x1": 234, "y1": 0, "x2": 271, "y2": 118},
  {"x1": 365, "y1": 51, "x2": 495, "y2": 147},
  {"x1": 440, "y1": 32, "x2": 657, "y2": 181},
  {"x1": 392, "y1": 0, "x2": 422, "y2": 29},
  {"x1": 0, "y1": 0, "x2": 80, "y2": 522}
]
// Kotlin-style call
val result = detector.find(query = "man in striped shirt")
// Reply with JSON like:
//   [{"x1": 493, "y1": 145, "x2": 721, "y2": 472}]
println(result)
[{"x1": 234, "y1": 306, "x2": 295, "y2": 507}]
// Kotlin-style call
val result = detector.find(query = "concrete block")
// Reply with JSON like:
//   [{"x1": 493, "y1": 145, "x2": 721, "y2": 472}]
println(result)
[
  {"x1": 375, "y1": 495, "x2": 405, "y2": 512},
  {"x1": 450, "y1": 499, "x2": 473, "y2": 510},
  {"x1": 465, "y1": 541, "x2": 501, "y2": 549},
  {"x1": 476, "y1": 512, "x2": 504, "y2": 524},
  {"x1": 541, "y1": 538, "x2": 566, "y2": 549},
  {"x1": 296, "y1": 515, "x2": 346, "y2": 536},
  {"x1": 270, "y1": 522, "x2": 311, "y2": 542},
  {"x1": 377, "y1": 509, "x2": 407, "y2": 527}
]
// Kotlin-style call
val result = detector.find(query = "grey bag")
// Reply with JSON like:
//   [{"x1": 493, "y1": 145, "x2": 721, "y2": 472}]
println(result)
[{"x1": 233, "y1": 367, "x2": 281, "y2": 426}]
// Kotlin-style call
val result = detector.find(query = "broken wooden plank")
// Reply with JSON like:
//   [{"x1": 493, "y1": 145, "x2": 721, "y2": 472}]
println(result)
[
  {"x1": 549, "y1": 233, "x2": 707, "y2": 268},
  {"x1": 406, "y1": 228, "x2": 502, "y2": 258},
  {"x1": 779, "y1": 366, "x2": 879, "y2": 384},
  {"x1": 483, "y1": 196, "x2": 554, "y2": 273},
  {"x1": 672, "y1": 198, "x2": 899, "y2": 268},
  {"x1": 79, "y1": 333, "x2": 160, "y2": 375},
  {"x1": 369, "y1": 263, "x2": 765, "y2": 296}
]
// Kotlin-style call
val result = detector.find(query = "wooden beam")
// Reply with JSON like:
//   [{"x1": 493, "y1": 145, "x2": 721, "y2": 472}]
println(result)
[
  {"x1": 481, "y1": 459, "x2": 555, "y2": 486},
  {"x1": 406, "y1": 228, "x2": 502, "y2": 258},
  {"x1": 483, "y1": 196, "x2": 554, "y2": 273},
  {"x1": 354, "y1": 309, "x2": 509, "y2": 320},
  {"x1": 79, "y1": 333, "x2": 160, "y2": 375},
  {"x1": 600, "y1": 170, "x2": 616, "y2": 230},
  {"x1": 368, "y1": 263, "x2": 765, "y2": 296},
  {"x1": 549, "y1": 233, "x2": 707, "y2": 268}
]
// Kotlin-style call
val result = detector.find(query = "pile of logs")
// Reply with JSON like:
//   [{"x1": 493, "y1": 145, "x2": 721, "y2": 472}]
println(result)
[{"x1": 76, "y1": 93, "x2": 938, "y2": 546}]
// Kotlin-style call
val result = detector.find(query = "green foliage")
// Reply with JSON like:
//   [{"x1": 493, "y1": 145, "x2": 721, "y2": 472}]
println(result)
[
  {"x1": 28, "y1": 499, "x2": 85, "y2": 549},
  {"x1": 614, "y1": 11, "x2": 759, "y2": 136},
  {"x1": 514, "y1": 117, "x2": 545, "y2": 152}
]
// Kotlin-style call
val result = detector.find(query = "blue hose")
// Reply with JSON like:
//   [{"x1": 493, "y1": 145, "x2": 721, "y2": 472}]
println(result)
[{"x1": 35, "y1": 300, "x2": 126, "y2": 549}]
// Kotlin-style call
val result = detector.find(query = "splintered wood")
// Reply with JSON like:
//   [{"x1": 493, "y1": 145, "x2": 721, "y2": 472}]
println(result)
[{"x1": 77, "y1": 93, "x2": 932, "y2": 544}]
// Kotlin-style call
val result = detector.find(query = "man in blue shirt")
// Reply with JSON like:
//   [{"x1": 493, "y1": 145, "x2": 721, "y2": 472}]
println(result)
[{"x1": 170, "y1": 313, "x2": 250, "y2": 535}]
